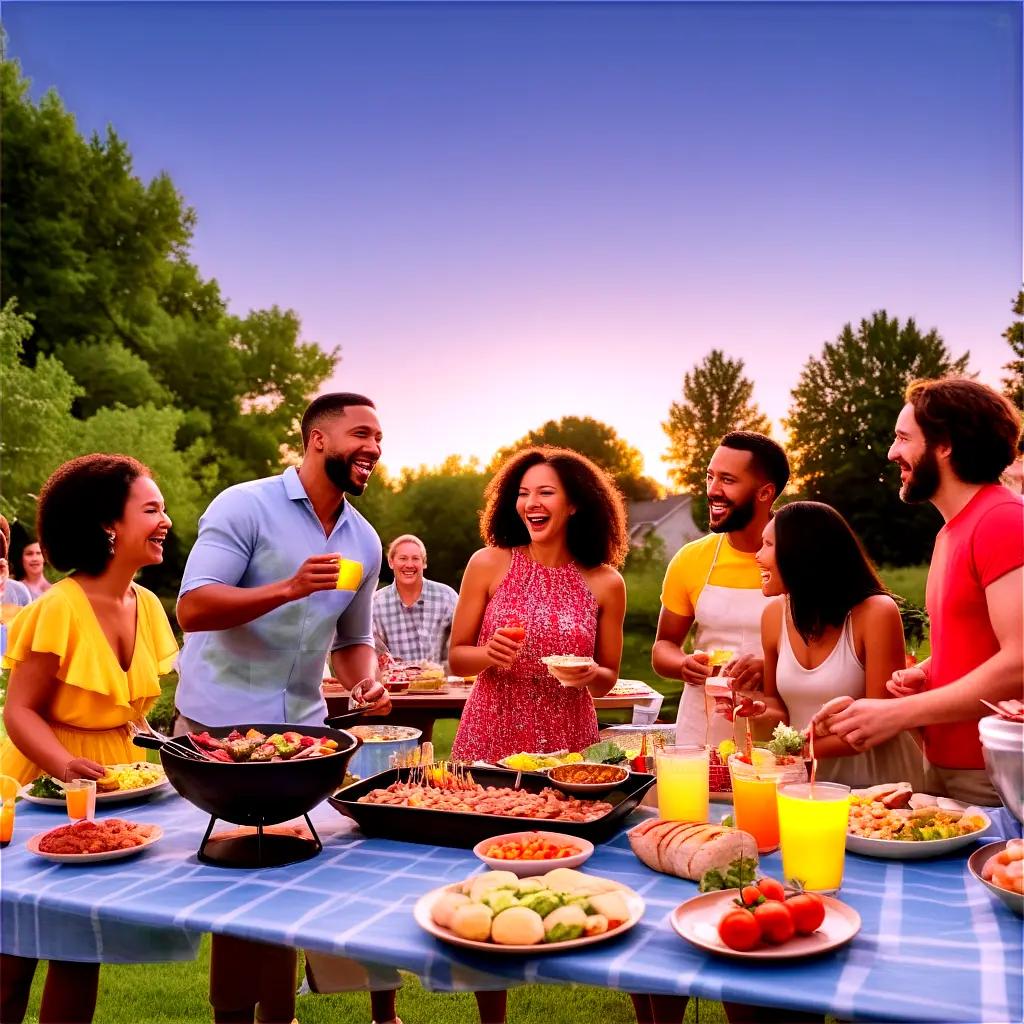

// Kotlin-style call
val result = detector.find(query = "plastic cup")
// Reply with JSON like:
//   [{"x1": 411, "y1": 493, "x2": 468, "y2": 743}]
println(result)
[
  {"x1": 335, "y1": 558, "x2": 363, "y2": 591},
  {"x1": 66, "y1": 779, "x2": 97, "y2": 822},
  {"x1": 777, "y1": 781, "x2": 850, "y2": 891},
  {"x1": 655, "y1": 744, "x2": 710, "y2": 822},
  {"x1": 729, "y1": 754, "x2": 787, "y2": 853}
]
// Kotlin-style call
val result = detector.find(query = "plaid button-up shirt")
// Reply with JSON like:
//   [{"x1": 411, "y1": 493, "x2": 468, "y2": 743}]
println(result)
[{"x1": 372, "y1": 578, "x2": 458, "y2": 667}]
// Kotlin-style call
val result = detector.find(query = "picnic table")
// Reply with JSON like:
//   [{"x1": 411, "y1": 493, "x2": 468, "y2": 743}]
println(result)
[
  {"x1": 323, "y1": 679, "x2": 665, "y2": 742},
  {"x1": 2, "y1": 792, "x2": 1020, "y2": 1023}
]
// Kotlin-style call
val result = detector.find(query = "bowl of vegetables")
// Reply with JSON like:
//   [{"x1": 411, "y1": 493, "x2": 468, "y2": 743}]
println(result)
[{"x1": 473, "y1": 831, "x2": 594, "y2": 876}]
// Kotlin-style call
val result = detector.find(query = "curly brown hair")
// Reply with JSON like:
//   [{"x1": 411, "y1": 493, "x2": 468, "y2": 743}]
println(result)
[
  {"x1": 480, "y1": 446, "x2": 629, "y2": 569},
  {"x1": 906, "y1": 377, "x2": 1022, "y2": 483},
  {"x1": 37, "y1": 454, "x2": 150, "y2": 574}
]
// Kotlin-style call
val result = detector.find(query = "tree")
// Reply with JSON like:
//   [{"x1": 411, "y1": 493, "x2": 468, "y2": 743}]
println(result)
[
  {"x1": 1002, "y1": 289, "x2": 1024, "y2": 413},
  {"x1": 785, "y1": 311, "x2": 969, "y2": 565},
  {"x1": 489, "y1": 416, "x2": 659, "y2": 501},
  {"x1": 0, "y1": 302, "x2": 82, "y2": 526},
  {"x1": 662, "y1": 349, "x2": 771, "y2": 528}
]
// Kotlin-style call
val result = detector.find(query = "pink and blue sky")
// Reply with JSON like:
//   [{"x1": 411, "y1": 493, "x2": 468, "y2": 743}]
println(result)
[{"x1": 6, "y1": 1, "x2": 1021, "y2": 484}]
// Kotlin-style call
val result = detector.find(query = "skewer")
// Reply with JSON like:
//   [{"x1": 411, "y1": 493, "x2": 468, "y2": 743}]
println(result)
[{"x1": 808, "y1": 726, "x2": 817, "y2": 795}]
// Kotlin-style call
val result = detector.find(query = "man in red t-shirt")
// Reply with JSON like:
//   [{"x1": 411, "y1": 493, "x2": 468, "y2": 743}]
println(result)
[{"x1": 816, "y1": 377, "x2": 1023, "y2": 805}]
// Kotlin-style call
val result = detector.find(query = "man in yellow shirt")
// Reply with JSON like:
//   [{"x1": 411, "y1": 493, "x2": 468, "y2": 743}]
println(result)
[{"x1": 653, "y1": 431, "x2": 789, "y2": 746}]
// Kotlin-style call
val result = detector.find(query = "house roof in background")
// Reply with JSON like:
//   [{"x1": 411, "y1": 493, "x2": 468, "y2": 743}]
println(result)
[{"x1": 627, "y1": 493, "x2": 693, "y2": 528}]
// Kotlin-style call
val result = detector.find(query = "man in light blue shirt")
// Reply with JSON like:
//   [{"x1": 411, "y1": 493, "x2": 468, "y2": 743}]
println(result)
[{"x1": 175, "y1": 393, "x2": 391, "y2": 728}]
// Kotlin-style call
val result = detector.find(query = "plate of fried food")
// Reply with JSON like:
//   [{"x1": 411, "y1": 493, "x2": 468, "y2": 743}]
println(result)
[
  {"x1": 27, "y1": 818, "x2": 164, "y2": 863},
  {"x1": 20, "y1": 763, "x2": 169, "y2": 807},
  {"x1": 846, "y1": 782, "x2": 991, "y2": 859}
]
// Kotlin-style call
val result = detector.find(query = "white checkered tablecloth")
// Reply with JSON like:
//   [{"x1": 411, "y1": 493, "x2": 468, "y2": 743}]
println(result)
[{"x1": 1, "y1": 790, "x2": 1021, "y2": 1023}]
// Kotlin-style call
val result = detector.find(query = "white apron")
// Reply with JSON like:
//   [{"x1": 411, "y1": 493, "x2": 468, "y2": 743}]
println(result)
[{"x1": 675, "y1": 534, "x2": 771, "y2": 746}]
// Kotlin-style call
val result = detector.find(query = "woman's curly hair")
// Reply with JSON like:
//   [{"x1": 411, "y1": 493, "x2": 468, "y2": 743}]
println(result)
[
  {"x1": 480, "y1": 446, "x2": 629, "y2": 569},
  {"x1": 37, "y1": 454, "x2": 150, "y2": 575}
]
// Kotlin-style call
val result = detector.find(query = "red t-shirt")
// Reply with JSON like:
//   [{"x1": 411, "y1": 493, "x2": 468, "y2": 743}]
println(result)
[{"x1": 924, "y1": 484, "x2": 1024, "y2": 769}]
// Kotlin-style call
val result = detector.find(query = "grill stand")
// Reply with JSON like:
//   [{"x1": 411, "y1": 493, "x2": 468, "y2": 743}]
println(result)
[{"x1": 197, "y1": 813, "x2": 323, "y2": 868}]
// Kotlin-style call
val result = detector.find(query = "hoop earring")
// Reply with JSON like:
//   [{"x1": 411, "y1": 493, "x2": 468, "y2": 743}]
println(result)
[{"x1": 106, "y1": 531, "x2": 116, "y2": 556}]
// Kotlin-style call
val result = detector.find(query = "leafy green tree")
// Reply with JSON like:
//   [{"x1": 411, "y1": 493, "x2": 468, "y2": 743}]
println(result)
[
  {"x1": 662, "y1": 349, "x2": 771, "y2": 528},
  {"x1": 489, "y1": 416, "x2": 659, "y2": 501},
  {"x1": 0, "y1": 302, "x2": 82, "y2": 526},
  {"x1": 785, "y1": 311, "x2": 969, "y2": 565},
  {"x1": 1002, "y1": 289, "x2": 1024, "y2": 413}
]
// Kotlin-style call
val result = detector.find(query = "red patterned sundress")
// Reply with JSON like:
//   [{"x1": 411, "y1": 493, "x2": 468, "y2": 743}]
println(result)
[{"x1": 451, "y1": 547, "x2": 601, "y2": 763}]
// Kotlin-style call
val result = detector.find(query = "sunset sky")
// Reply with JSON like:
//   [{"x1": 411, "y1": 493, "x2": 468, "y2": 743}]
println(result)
[{"x1": 7, "y1": 1, "x2": 1021, "y2": 485}]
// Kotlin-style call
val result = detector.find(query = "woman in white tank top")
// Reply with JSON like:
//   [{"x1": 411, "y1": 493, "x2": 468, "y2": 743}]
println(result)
[{"x1": 745, "y1": 502, "x2": 925, "y2": 789}]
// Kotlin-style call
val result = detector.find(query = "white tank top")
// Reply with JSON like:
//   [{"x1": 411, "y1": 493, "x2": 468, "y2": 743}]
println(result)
[
  {"x1": 774, "y1": 602, "x2": 926, "y2": 790},
  {"x1": 775, "y1": 606, "x2": 864, "y2": 732}
]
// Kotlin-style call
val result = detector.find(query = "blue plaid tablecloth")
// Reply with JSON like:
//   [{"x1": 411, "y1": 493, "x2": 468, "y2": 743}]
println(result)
[{"x1": 1, "y1": 790, "x2": 1020, "y2": 1023}]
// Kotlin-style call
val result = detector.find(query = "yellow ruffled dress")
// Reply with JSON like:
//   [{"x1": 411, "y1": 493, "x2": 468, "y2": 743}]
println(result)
[{"x1": 0, "y1": 577, "x2": 178, "y2": 785}]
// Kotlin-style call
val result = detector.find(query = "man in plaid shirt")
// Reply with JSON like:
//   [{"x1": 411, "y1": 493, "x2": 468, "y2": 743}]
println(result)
[{"x1": 372, "y1": 534, "x2": 458, "y2": 668}]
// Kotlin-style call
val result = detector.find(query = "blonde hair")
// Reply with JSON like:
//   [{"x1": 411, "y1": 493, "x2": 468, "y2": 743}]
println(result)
[{"x1": 387, "y1": 534, "x2": 427, "y2": 561}]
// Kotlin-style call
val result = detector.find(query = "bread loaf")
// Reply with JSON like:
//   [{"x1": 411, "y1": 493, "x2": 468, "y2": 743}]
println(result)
[{"x1": 627, "y1": 818, "x2": 757, "y2": 881}]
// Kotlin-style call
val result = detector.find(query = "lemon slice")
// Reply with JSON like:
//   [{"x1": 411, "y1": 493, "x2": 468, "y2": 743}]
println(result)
[
  {"x1": 749, "y1": 748, "x2": 777, "y2": 768},
  {"x1": 717, "y1": 739, "x2": 737, "y2": 760},
  {"x1": 708, "y1": 649, "x2": 734, "y2": 667}
]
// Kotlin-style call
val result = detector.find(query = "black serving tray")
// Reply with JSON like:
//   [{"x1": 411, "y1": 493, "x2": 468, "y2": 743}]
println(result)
[{"x1": 327, "y1": 765, "x2": 655, "y2": 848}]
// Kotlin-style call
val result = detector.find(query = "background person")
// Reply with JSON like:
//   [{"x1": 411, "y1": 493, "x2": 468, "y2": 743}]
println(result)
[
  {"x1": 731, "y1": 501, "x2": 924, "y2": 788},
  {"x1": 450, "y1": 446, "x2": 628, "y2": 763},
  {"x1": 0, "y1": 518, "x2": 32, "y2": 630},
  {"x1": 0, "y1": 454, "x2": 177, "y2": 1024},
  {"x1": 815, "y1": 377, "x2": 1023, "y2": 805},
  {"x1": 372, "y1": 534, "x2": 457, "y2": 668},
  {"x1": 18, "y1": 540, "x2": 52, "y2": 600},
  {"x1": 652, "y1": 431, "x2": 790, "y2": 747}
]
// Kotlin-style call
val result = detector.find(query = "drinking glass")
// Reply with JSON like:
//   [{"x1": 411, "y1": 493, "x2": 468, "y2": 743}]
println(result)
[
  {"x1": 729, "y1": 755, "x2": 786, "y2": 853},
  {"x1": 335, "y1": 557, "x2": 364, "y2": 591},
  {"x1": 65, "y1": 779, "x2": 97, "y2": 822},
  {"x1": 655, "y1": 744, "x2": 710, "y2": 822},
  {"x1": 777, "y1": 781, "x2": 850, "y2": 891},
  {"x1": 0, "y1": 798, "x2": 14, "y2": 847}
]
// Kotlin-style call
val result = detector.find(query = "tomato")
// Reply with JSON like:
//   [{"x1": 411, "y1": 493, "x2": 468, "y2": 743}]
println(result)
[
  {"x1": 739, "y1": 885, "x2": 763, "y2": 908},
  {"x1": 718, "y1": 908, "x2": 761, "y2": 951},
  {"x1": 752, "y1": 901, "x2": 795, "y2": 944},
  {"x1": 499, "y1": 626, "x2": 526, "y2": 643},
  {"x1": 786, "y1": 892, "x2": 826, "y2": 935},
  {"x1": 756, "y1": 877, "x2": 786, "y2": 903}
]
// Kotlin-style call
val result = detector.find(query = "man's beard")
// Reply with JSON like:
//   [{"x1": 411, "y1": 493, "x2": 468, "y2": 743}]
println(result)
[
  {"x1": 708, "y1": 496, "x2": 756, "y2": 533},
  {"x1": 325, "y1": 453, "x2": 367, "y2": 496},
  {"x1": 899, "y1": 445, "x2": 940, "y2": 504}
]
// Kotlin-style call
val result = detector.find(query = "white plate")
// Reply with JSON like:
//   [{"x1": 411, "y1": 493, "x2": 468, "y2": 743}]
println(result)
[
  {"x1": 19, "y1": 766, "x2": 170, "y2": 808},
  {"x1": 540, "y1": 656, "x2": 594, "y2": 669},
  {"x1": 845, "y1": 810, "x2": 990, "y2": 860},
  {"x1": 26, "y1": 822, "x2": 164, "y2": 863},
  {"x1": 671, "y1": 890, "x2": 860, "y2": 959},
  {"x1": 414, "y1": 880, "x2": 644, "y2": 953},
  {"x1": 473, "y1": 831, "x2": 594, "y2": 876}
]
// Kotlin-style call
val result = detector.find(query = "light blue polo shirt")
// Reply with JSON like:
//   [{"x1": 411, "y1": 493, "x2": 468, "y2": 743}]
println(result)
[{"x1": 175, "y1": 466, "x2": 382, "y2": 726}]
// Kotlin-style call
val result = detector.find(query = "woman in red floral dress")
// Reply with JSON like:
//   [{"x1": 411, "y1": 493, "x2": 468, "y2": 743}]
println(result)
[{"x1": 450, "y1": 446, "x2": 629, "y2": 763}]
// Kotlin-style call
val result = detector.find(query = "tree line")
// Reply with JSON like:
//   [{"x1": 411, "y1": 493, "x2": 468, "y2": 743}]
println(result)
[{"x1": 2, "y1": 57, "x2": 1021, "y2": 595}]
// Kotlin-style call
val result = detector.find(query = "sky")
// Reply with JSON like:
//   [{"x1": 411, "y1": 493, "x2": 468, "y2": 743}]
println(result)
[{"x1": 6, "y1": 1, "x2": 1021, "y2": 485}]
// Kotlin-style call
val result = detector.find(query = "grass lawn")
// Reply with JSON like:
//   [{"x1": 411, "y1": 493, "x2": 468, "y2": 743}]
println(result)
[{"x1": 18, "y1": 938, "x2": 726, "y2": 1024}]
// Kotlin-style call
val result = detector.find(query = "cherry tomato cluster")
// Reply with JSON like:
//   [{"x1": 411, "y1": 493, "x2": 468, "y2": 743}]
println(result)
[
  {"x1": 483, "y1": 837, "x2": 581, "y2": 861},
  {"x1": 981, "y1": 838, "x2": 1024, "y2": 895},
  {"x1": 717, "y1": 876, "x2": 826, "y2": 951}
]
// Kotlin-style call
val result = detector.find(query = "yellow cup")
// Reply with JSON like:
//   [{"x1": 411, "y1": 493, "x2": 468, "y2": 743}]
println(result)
[{"x1": 336, "y1": 558, "x2": 363, "y2": 591}]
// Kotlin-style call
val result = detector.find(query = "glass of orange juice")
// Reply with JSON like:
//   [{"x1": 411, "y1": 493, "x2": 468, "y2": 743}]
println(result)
[
  {"x1": 655, "y1": 744, "x2": 710, "y2": 822},
  {"x1": 729, "y1": 753, "x2": 786, "y2": 853},
  {"x1": 0, "y1": 775, "x2": 17, "y2": 847},
  {"x1": 65, "y1": 779, "x2": 97, "y2": 822},
  {"x1": 777, "y1": 780, "x2": 850, "y2": 891}
]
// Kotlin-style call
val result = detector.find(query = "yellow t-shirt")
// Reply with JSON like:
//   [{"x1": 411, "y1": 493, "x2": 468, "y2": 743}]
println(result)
[
  {"x1": 660, "y1": 533, "x2": 763, "y2": 617},
  {"x1": 1, "y1": 577, "x2": 178, "y2": 784}
]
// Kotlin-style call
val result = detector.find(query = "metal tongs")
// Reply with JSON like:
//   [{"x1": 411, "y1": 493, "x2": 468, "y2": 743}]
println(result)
[{"x1": 129, "y1": 722, "x2": 213, "y2": 762}]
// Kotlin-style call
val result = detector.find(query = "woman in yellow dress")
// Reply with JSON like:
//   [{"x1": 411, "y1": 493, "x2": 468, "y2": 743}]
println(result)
[{"x1": 0, "y1": 454, "x2": 177, "y2": 1024}]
